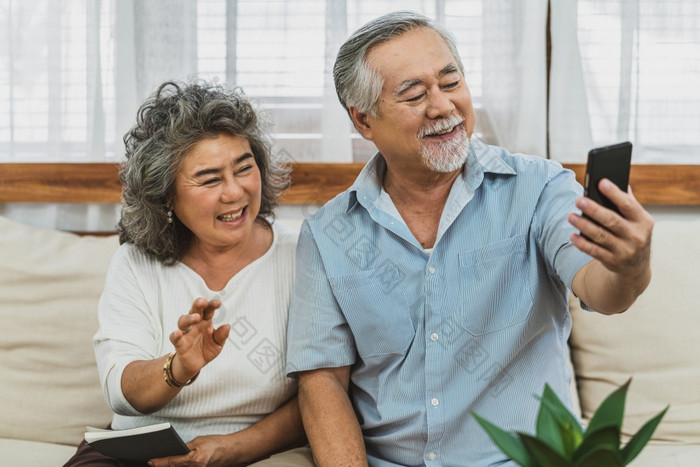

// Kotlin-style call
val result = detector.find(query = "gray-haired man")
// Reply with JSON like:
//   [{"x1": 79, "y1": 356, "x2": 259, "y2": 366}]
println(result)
[{"x1": 286, "y1": 11, "x2": 653, "y2": 466}]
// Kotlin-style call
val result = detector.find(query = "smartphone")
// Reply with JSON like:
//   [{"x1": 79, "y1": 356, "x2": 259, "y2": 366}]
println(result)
[{"x1": 583, "y1": 141, "x2": 632, "y2": 215}]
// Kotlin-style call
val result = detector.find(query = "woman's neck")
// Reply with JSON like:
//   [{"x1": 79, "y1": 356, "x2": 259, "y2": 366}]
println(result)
[{"x1": 182, "y1": 220, "x2": 273, "y2": 291}]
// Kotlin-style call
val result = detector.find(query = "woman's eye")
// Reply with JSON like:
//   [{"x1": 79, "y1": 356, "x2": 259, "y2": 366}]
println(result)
[
  {"x1": 203, "y1": 178, "x2": 220, "y2": 185},
  {"x1": 237, "y1": 165, "x2": 253, "y2": 174}
]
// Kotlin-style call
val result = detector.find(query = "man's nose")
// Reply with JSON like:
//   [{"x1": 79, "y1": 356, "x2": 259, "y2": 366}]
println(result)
[{"x1": 426, "y1": 90, "x2": 455, "y2": 119}]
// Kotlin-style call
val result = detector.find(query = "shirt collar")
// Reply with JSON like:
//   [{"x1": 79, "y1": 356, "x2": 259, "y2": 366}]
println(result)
[
  {"x1": 469, "y1": 137, "x2": 517, "y2": 176},
  {"x1": 346, "y1": 136, "x2": 516, "y2": 214}
]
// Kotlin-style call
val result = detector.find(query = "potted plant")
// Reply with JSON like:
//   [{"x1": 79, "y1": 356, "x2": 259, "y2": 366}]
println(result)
[{"x1": 473, "y1": 379, "x2": 668, "y2": 466}]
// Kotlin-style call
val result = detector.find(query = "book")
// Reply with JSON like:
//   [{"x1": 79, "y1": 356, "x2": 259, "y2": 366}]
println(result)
[{"x1": 85, "y1": 422, "x2": 190, "y2": 466}]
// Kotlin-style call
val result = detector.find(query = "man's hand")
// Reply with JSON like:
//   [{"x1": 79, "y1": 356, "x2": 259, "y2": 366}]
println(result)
[
  {"x1": 569, "y1": 179, "x2": 653, "y2": 274},
  {"x1": 569, "y1": 179, "x2": 654, "y2": 314}
]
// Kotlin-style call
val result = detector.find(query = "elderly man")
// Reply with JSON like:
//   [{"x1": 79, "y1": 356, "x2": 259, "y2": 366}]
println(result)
[{"x1": 286, "y1": 11, "x2": 653, "y2": 466}]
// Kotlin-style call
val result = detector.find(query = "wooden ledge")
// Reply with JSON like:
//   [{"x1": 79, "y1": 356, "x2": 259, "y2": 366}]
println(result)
[{"x1": 1, "y1": 162, "x2": 699, "y2": 206}]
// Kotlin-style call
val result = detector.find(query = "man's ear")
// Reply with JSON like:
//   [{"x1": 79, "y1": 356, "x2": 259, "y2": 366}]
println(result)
[{"x1": 348, "y1": 107, "x2": 373, "y2": 140}]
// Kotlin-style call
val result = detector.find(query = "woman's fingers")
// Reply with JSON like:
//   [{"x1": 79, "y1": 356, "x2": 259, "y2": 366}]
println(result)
[
  {"x1": 170, "y1": 298, "x2": 227, "y2": 353},
  {"x1": 213, "y1": 324, "x2": 231, "y2": 347},
  {"x1": 201, "y1": 299, "x2": 221, "y2": 321},
  {"x1": 177, "y1": 312, "x2": 202, "y2": 333},
  {"x1": 188, "y1": 297, "x2": 221, "y2": 321}
]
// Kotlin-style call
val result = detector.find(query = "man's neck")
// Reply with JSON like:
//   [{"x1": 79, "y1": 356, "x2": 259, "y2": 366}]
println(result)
[{"x1": 382, "y1": 165, "x2": 462, "y2": 249}]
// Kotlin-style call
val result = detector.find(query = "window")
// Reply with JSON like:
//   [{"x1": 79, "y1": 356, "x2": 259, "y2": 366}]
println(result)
[
  {"x1": 1, "y1": 0, "x2": 530, "y2": 163},
  {"x1": 549, "y1": 0, "x2": 700, "y2": 163},
  {"x1": 2, "y1": 1, "x2": 698, "y2": 165}
]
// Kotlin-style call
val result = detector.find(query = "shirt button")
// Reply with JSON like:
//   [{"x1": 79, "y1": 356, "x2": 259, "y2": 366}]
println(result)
[
  {"x1": 428, "y1": 266, "x2": 435, "y2": 274},
  {"x1": 427, "y1": 452, "x2": 437, "y2": 460},
  {"x1": 431, "y1": 398, "x2": 439, "y2": 407},
  {"x1": 430, "y1": 333, "x2": 439, "y2": 342}
]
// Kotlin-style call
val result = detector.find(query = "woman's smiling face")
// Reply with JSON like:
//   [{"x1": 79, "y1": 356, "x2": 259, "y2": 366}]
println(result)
[{"x1": 171, "y1": 133, "x2": 262, "y2": 252}]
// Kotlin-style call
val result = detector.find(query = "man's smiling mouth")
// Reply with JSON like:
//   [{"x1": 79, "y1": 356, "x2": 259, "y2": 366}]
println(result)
[{"x1": 419, "y1": 115, "x2": 464, "y2": 138}]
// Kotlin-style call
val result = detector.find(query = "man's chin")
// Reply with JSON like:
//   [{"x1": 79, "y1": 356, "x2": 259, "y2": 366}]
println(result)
[
  {"x1": 421, "y1": 143, "x2": 470, "y2": 173},
  {"x1": 424, "y1": 159, "x2": 467, "y2": 173}
]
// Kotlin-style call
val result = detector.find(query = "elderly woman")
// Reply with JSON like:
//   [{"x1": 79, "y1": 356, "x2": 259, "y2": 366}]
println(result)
[{"x1": 64, "y1": 81, "x2": 313, "y2": 467}]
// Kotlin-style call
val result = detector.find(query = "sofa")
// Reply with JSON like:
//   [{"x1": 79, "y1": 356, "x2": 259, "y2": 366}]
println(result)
[
  {"x1": 1, "y1": 212, "x2": 699, "y2": 466},
  {"x1": 567, "y1": 214, "x2": 700, "y2": 465}
]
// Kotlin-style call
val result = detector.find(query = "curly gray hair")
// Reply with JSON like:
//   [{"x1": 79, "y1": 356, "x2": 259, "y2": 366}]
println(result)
[
  {"x1": 118, "y1": 80, "x2": 290, "y2": 265},
  {"x1": 333, "y1": 10, "x2": 464, "y2": 119}
]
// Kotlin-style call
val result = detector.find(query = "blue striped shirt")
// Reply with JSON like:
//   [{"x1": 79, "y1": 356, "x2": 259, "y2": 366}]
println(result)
[{"x1": 286, "y1": 138, "x2": 593, "y2": 466}]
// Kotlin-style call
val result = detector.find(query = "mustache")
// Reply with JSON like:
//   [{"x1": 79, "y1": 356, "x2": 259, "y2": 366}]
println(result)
[{"x1": 418, "y1": 115, "x2": 464, "y2": 138}]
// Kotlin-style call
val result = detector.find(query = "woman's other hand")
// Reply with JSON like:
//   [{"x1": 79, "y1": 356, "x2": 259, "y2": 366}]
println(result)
[{"x1": 148, "y1": 434, "x2": 227, "y2": 467}]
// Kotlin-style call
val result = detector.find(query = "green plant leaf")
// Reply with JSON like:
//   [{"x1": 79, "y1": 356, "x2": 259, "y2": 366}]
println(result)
[
  {"x1": 519, "y1": 433, "x2": 573, "y2": 467},
  {"x1": 621, "y1": 406, "x2": 669, "y2": 464},
  {"x1": 573, "y1": 446, "x2": 625, "y2": 467},
  {"x1": 584, "y1": 378, "x2": 631, "y2": 438},
  {"x1": 536, "y1": 385, "x2": 573, "y2": 458},
  {"x1": 538, "y1": 395, "x2": 585, "y2": 453},
  {"x1": 472, "y1": 412, "x2": 537, "y2": 467},
  {"x1": 573, "y1": 425, "x2": 619, "y2": 463}
]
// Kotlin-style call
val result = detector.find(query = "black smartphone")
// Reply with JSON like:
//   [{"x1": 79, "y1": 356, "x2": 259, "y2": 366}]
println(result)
[{"x1": 583, "y1": 141, "x2": 632, "y2": 216}]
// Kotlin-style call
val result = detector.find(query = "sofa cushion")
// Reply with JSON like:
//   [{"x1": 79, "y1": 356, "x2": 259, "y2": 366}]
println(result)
[
  {"x1": 0, "y1": 438, "x2": 76, "y2": 467},
  {"x1": 630, "y1": 442, "x2": 700, "y2": 467},
  {"x1": 0, "y1": 216, "x2": 118, "y2": 446},
  {"x1": 569, "y1": 218, "x2": 700, "y2": 443}
]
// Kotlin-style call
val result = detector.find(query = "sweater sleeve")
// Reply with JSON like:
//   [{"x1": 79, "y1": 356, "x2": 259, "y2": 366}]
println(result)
[{"x1": 93, "y1": 244, "x2": 164, "y2": 416}]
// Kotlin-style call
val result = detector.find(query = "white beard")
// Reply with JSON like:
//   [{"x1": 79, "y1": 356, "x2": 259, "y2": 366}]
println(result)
[{"x1": 419, "y1": 123, "x2": 470, "y2": 173}]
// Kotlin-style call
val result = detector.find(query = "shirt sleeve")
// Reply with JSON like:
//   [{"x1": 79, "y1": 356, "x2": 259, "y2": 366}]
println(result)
[
  {"x1": 285, "y1": 220, "x2": 357, "y2": 377},
  {"x1": 533, "y1": 163, "x2": 593, "y2": 291},
  {"x1": 93, "y1": 245, "x2": 163, "y2": 416}
]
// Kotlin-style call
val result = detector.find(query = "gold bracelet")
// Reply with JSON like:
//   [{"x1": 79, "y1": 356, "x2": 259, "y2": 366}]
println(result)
[{"x1": 163, "y1": 351, "x2": 199, "y2": 388}]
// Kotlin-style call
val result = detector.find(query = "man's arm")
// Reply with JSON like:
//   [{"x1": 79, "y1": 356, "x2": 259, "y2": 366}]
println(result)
[
  {"x1": 569, "y1": 179, "x2": 654, "y2": 314},
  {"x1": 297, "y1": 366, "x2": 368, "y2": 467}
]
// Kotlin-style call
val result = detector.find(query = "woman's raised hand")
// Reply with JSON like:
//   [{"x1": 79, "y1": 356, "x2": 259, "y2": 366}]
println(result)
[{"x1": 168, "y1": 298, "x2": 231, "y2": 381}]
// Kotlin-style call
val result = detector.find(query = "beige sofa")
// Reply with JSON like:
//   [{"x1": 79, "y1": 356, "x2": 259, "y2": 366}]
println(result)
[
  {"x1": 1, "y1": 214, "x2": 698, "y2": 466},
  {"x1": 568, "y1": 215, "x2": 700, "y2": 465},
  {"x1": 0, "y1": 216, "x2": 117, "y2": 466}
]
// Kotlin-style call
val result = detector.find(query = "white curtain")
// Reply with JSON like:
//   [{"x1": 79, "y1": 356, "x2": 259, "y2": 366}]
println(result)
[
  {"x1": 550, "y1": 0, "x2": 700, "y2": 163},
  {"x1": 479, "y1": 0, "x2": 549, "y2": 156},
  {"x1": 0, "y1": 0, "x2": 547, "y2": 230}
]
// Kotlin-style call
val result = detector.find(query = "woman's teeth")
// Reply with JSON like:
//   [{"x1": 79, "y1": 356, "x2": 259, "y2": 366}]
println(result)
[{"x1": 219, "y1": 210, "x2": 243, "y2": 222}]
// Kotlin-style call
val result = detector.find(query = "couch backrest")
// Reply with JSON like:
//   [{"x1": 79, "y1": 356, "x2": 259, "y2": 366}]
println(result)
[
  {"x1": 0, "y1": 216, "x2": 118, "y2": 446},
  {"x1": 569, "y1": 217, "x2": 700, "y2": 443}
]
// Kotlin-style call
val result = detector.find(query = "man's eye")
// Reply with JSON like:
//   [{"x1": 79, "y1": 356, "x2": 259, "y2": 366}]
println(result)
[
  {"x1": 443, "y1": 80, "x2": 460, "y2": 89},
  {"x1": 405, "y1": 94, "x2": 424, "y2": 102}
]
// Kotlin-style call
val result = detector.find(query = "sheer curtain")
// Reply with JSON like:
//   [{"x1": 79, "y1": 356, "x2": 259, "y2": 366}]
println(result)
[
  {"x1": 1, "y1": 0, "x2": 202, "y2": 230},
  {"x1": 1, "y1": 0, "x2": 548, "y2": 230},
  {"x1": 549, "y1": 0, "x2": 700, "y2": 163}
]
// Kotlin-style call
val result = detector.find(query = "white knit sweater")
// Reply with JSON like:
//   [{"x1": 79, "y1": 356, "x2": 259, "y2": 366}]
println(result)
[{"x1": 93, "y1": 222, "x2": 298, "y2": 442}]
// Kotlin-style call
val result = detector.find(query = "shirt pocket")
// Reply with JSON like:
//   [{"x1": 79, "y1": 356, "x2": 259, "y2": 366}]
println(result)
[
  {"x1": 329, "y1": 264, "x2": 414, "y2": 359},
  {"x1": 457, "y1": 234, "x2": 534, "y2": 335}
]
